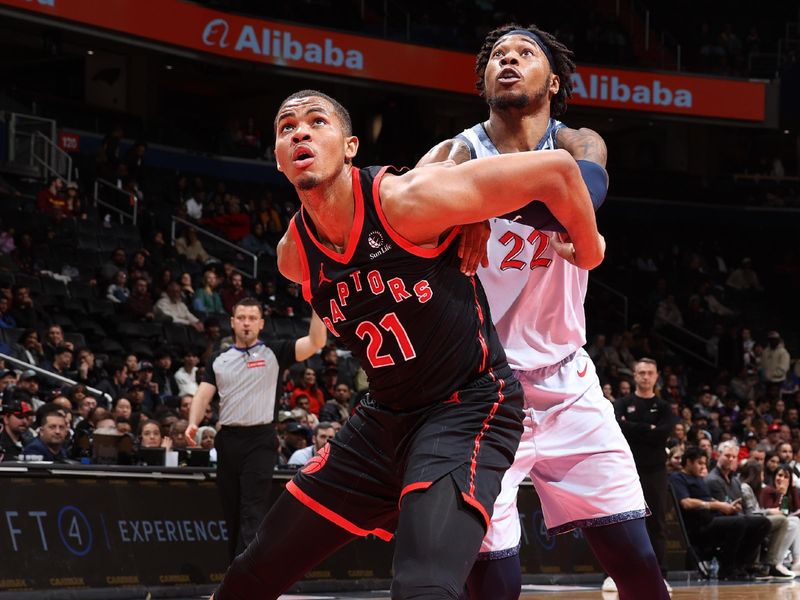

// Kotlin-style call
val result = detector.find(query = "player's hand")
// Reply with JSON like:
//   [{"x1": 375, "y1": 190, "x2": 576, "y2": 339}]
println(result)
[
  {"x1": 458, "y1": 221, "x2": 490, "y2": 276},
  {"x1": 551, "y1": 232, "x2": 606, "y2": 269},
  {"x1": 185, "y1": 424, "x2": 198, "y2": 447}
]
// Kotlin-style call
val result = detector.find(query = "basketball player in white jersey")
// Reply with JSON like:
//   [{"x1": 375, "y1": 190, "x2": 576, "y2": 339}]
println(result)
[{"x1": 418, "y1": 24, "x2": 670, "y2": 600}]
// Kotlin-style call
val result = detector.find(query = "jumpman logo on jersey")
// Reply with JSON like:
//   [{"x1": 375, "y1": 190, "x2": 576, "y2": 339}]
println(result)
[{"x1": 318, "y1": 263, "x2": 333, "y2": 285}]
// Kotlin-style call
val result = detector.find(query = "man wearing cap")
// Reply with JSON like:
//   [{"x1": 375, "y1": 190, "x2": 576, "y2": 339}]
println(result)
[
  {"x1": 0, "y1": 392, "x2": 35, "y2": 461},
  {"x1": 763, "y1": 423, "x2": 783, "y2": 452},
  {"x1": 762, "y1": 331, "x2": 791, "y2": 385},
  {"x1": 42, "y1": 346, "x2": 76, "y2": 394},
  {"x1": 22, "y1": 409, "x2": 69, "y2": 462},
  {"x1": 0, "y1": 369, "x2": 17, "y2": 394},
  {"x1": 18, "y1": 370, "x2": 44, "y2": 410},
  {"x1": 288, "y1": 422, "x2": 334, "y2": 467},
  {"x1": 280, "y1": 421, "x2": 309, "y2": 464}
]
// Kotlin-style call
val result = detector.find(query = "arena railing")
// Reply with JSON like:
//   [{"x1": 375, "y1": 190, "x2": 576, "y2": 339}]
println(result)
[
  {"x1": 93, "y1": 178, "x2": 138, "y2": 225},
  {"x1": 0, "y1": 352, "x2": 113, "y2": 406},
  {"x1": 170, "y1": 216, "x2": 258, "y2": 279},
  {"x1": 31, "y1": 131, "x2": 73, "y2": 185}
]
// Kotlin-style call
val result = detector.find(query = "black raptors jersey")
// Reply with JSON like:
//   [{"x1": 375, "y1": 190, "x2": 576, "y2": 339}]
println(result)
[{"x1": 289, "y1": 165, "x2": 508, "y2": 410}]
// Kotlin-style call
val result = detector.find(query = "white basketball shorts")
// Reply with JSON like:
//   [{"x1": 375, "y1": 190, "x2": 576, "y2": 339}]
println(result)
[{"x1": 478, "y1": 348, "x2": 647, "y2": 558}]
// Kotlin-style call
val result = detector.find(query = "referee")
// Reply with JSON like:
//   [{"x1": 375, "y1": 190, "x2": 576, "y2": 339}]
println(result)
[{"x1": 187, "y1": 297, "x2": 326, "y2": 561}]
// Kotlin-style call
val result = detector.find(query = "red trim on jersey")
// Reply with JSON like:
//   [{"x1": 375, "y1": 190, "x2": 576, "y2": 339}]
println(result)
[
  {"x1": 371, "y1": 165, "x2": 461, "y2": 258},
  {"x1": 398, "y1": 481, "x2": 433, "y2": 508},
  {"x1": 470, "y1": 277, "x2": 488, "y2": 373},
  {"x1": 289, "y1": 218, "x2": 312, "y2": 302},
  {"x1": 299, "y1": 166, "x2": 365, "y2": 264},
  {"x1": 461, "y1": 492, "x2": 491, "y2": 529},
  {"x1": 467, "y1": 370, "x2": 505, "y2": 505},
  {"x1": 286, "y1": 480, "x2": 394, "y2": 542}
]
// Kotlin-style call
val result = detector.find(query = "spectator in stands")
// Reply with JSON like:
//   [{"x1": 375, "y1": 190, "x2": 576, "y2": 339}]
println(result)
[
  {"x1": 125, "y1": 277, "x2": 155, "y2": 321},
  {"x1": 201, "y1": 197, "x2": 252, "y2": 242},
  {"x1": 138, "y1": 420, "x2": 165, "y2": 449},
  {"x1": 220, "y1": 272, "x2": 247, "y2": 315},
  {"x1": 0, "y1": 295, "x2": 16, "y2": 329},
  {"x1": 101, "y1": 248, "x2": 129, "y2": 283},
  {"x1": 671, "y1": 445, "x2": 771, "y2": 580},
  {"x1": 64, "y1": 181, "x2": 83, "y2": 219},
  {"x1": 0, "y1": 393, "x2": 34, "y2": 461},
  {"x1": 765, "y1": 451, "x2": 781, "y2": 484},
  {"x1": 186, "y1": 190, "x2": 206, "y2": 221},
  {"x1": 288, "y1": 421, "x2": 334, "y2": 467},
  {"x1": 169, "y1": 419, "x2": 189, "y2": 450},
  {"x1": 75, "y1": 347, "x2": 105, "y2": 387},
  {"x1": 146, "y1": 232, "x2": 174, "y2": 270},
  {"x1": 124, "y1": 140, "x2": 147, "y2": 181},
  {"x1": 738, "y1": 461, "x2": 796, "y2": 574},
  {"x1": 16, "y1": 370, "x2": 43, "y2": 409},
  {"x1": 106, "y1": 271, "x2": 130, "y2": 303},
  {"x1": 762, "y1": 331, "x2": 791, "y2": 384},
  {"x1": 42, "y1": 324, "x2": 72, "y2": 363},
  {"x1": 155, "y1": 281, "x2": 203, "y2": 330},
  {"x1": 176, "y1": 229, "x2": 210, "y2": 264},
  {"x1": 668, "y1": 447, "x2": 683, "y2": 474},
  {"x1": 112, "y1": 397, "x2": 133, "y2": 421},
  {"x1": 240, "y1": 222, "x2": 276, "y2": 258},
  {"x1": 193, "y1": 270, "x2": 225, "y2": 318},
  {"x1": 708, "y1": 440, "x2": 793, "y2": 577},
  {"x1": 761, "y1": 466, "x2": 800, "y2": 563},
  {"x1": 319, "y1": 383, "x2": 351, "y2": 424},
  {"x1": 43, "y1": 345, "x2": 75, "y2": 387},
  {"x1": 178, "y1": 394, "x2": 193, "y2": 421},
  {"x1": 95, "y1": 361, "x2": 128, "y2": 409},
  {"x1": 73, "y1": 394, "x2": 96, "y2": 429},
  {"x1": 279, "y1": 421, "x2": 308, "y2": 464},
  {"x1": 10, "y1": 232, "x2": 35, "y2": 273},
  {"x1": 727, "y1": 258, "x2": 763, "y2": 293},
  {"x1": 36, "y1": 176, "x2": 65, "y2": 216},
  {"x1": 12, "y1": 329, "x2": 44, "y2": 367},
  {"x1": 22, "y1": 410, "x2": 69, "y2": 462},
  {"x1": 152, "y1": 350, "x2": 177, "y2": 399},
  {"x1": 290, "y1": 367, "x2": 324, "y2": 415},
  {"x1": 196, "y1": 425, "x2": 217, "y2": 463},
  {"x1": 0, "y1": 369, "x2": 17, "y2": 395},
  {"x1": 10, "y1": 286, "x2": 46, "y2": 330},
  {"x1": 174, "y1": 350, "x2": 199, "y2": 396},
  {"x1": 129, "y1": 251, "x2": 152, "y2": 284},
  {"x1": 654, "y1": 295, "x2": 684, "y2": 329}
]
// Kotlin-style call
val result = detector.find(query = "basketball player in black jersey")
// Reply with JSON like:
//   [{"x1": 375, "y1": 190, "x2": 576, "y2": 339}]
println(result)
[{"x1": 212, "y1": 90, "x2": 604, "y2": 600}]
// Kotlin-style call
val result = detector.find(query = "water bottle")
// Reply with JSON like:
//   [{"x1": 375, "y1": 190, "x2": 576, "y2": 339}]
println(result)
[{"x1": 709, "y1": 557, "x2": 719, "y2": 581}]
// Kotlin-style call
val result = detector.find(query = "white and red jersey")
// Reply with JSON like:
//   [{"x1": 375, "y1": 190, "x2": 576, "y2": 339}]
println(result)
[{"x1": 457, "y1": 120, "x2": 588, "y2": 371}]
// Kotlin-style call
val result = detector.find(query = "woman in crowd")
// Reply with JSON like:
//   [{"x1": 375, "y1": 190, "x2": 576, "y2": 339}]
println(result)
[
  {"x1": 760, "y1": 465, "x2": 800, "y2": 572},
  {"x1": 195, "y1": 425, "x2": 218, "y2": 464},
  {"x1": 290, "y1": 368, "x2": 325, "y2": 415},
  {"x1": 740, "y1": 461, "x2": 795, "y2": 573},
  {"x1": 106, "y1": 270, "x2": 130, "y2": 303},
  {"x1": 765, "y1": 451, "x2": 781, "y2": 486}
]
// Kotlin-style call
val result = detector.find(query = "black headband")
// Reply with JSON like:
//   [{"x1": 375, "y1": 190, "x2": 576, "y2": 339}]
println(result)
[{"x1": 495, "y1": 29, "x2": 555, "y2": 71}]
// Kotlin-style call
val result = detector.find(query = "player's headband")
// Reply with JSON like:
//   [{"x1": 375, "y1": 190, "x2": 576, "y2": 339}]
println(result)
[{"x1": 494, "y1": 29, "x2": 554, "y2": 71}]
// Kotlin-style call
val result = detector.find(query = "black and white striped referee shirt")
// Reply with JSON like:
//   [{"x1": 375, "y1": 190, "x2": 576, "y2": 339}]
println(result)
[{"x1": 203, "y1": 341, "x2": 296, "y2": 427}]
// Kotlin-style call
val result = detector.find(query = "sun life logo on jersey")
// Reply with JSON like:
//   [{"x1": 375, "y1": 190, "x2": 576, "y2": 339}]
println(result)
[{"x1": 367, "y1": 231, "x2": 392, "y2": 259}]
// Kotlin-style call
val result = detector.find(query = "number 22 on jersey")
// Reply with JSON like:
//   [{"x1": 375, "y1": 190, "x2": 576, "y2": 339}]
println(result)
[{"x1": 498, "y1": 229, "x2": 553, "y2": 271}]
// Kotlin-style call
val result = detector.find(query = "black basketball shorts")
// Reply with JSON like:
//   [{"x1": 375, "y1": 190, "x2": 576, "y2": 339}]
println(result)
[{"x1": 286, "y1": 366, "x2": 524, "y2": 540}]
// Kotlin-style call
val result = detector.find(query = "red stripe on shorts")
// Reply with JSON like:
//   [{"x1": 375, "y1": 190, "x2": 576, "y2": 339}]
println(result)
[
  {"x1": 470, "y1": 276, "x2": 488, "y2": 373},
  {"x1": 286, "y1": 480, "x2": 394, "y2": 541}
]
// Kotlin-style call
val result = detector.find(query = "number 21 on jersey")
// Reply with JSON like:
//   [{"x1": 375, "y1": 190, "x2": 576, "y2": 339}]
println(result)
[
  {"x1": 498, "y1": 229, "x2": 552, "y2": 271},
  {"x1": 356, "y1": 312, "x2": 416, "y2": 368}
]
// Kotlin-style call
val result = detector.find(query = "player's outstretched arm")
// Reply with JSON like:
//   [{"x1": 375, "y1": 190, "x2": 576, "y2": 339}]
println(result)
[
  {"x1": 294, "y1": 310, "x2": 328, "y2": 361},
  {"x1": 383, "y1": 149, "x2": 604, "y2": 270}
]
